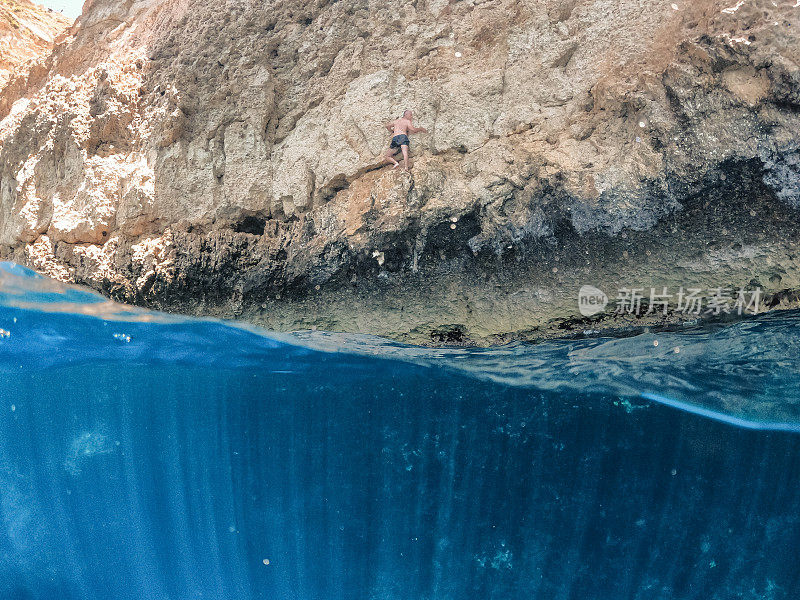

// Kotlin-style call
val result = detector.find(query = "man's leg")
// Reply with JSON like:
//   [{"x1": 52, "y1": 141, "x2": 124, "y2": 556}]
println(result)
[
  {"x1": 401, "y1": 144, "x2": 410, "y2": 171},
  {"x1": 384, "y1": 146, "x2": 400, "y2": 168}
]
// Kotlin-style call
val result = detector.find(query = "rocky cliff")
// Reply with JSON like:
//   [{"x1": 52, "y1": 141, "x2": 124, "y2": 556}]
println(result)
[
  {"x1": 0, "y1": 0, "x2": 70, "y2": 89},
  {"x1": 0, "y1": 0, "x2": 799, "y2": 344}
]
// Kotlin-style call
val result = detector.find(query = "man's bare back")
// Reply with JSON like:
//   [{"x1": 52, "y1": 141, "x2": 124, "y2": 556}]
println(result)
[
  {"x1": 383, "y1": 110, "x2": 427, "y2": 171},
  {"x1": 390, "y1": 118, "x2": 414, "y2": 136}
]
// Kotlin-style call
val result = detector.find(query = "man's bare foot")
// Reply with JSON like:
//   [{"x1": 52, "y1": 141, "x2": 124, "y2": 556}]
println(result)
[{"x1": 391, "y1": 162, "x2": 400, "y2": 170}]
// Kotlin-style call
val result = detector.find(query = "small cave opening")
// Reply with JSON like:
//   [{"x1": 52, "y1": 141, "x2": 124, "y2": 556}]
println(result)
[{"x1": 233, "y1": 215, "x2": 267, "y2": 236}]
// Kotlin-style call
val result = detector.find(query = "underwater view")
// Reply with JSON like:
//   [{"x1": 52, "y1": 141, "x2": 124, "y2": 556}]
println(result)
[{"x1": 1, "y1": 262, "x2": 798, "y2": 600}]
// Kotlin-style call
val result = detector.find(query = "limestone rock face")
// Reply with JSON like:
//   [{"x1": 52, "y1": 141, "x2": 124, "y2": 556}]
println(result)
[
  {"x1": 0, "y1": 0, "x2": 70, "y2": 90},
  {"x1": 1, "y1": 0, "x2": 799, "y2": 344}
]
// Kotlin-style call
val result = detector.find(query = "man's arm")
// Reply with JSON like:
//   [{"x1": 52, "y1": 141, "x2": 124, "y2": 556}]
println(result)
[
  {"x1": 410, "y1": 123, "x2": 428, "y2": 134},
  {"x1": 385, "y1": 120, "x2": 396, "y2": 132}
]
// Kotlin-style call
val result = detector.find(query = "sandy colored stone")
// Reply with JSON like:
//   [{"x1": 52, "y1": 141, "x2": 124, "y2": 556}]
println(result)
[
  {"x1": 0, "y1": 0, "x2": 798, "y2": 344},
  {"x1": 0, "y1": 0, "x2": 70, "y2": 90}
]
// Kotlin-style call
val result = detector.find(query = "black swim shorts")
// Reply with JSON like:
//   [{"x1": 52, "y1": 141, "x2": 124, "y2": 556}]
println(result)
[{"x1": 390, "y1": 134, "x2": 410, "y2": 148}]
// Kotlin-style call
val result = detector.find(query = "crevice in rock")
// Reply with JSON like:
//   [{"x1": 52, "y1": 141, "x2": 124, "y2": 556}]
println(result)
[{"x1": 232, "y1": 214, "x2": 268, "y2": 236}]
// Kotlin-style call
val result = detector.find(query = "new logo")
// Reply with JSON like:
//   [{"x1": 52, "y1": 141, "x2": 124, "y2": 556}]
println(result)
[{"x1": 578, "y1": 285, "x2": 608, "y2": 316}]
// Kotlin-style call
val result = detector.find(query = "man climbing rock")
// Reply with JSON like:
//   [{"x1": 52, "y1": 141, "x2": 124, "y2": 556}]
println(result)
[{"x1": 383, "y1": 110, "x2": 428, "y2": 171}]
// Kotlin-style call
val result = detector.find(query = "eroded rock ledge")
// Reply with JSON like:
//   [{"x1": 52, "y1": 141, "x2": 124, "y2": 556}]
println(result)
[{"x1": 1, "y1": 0, "x2": 799, "y2": 344}]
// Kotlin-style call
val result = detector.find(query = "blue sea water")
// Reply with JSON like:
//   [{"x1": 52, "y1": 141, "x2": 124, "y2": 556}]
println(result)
[{"x1": 0, "y1": 261, "x2": 798, "y2": 600}]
